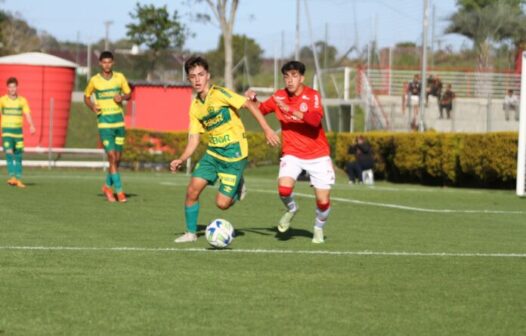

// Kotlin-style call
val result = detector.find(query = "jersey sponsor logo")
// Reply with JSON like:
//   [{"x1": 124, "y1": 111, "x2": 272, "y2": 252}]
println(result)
[
  {"x1": 209, "y1": 134, "x2": 231, "y2": 145},
  {"x1": 201, "y1": 108, "x2": 231, "y2": 131},
  {"x1": 302, "y1": 95, "x2": 310, "y2": 100},
  {"x1": 218, "y1": 173, "x2": 237, "y2": 187},
  {"x1": 274, "y1": 96, "x2": 285, "y2": 101},
  {"x1": 95, "y1": 87, "x2": 121, "y2": 100},
  {"x1": 2, "y1": 107, "x2": 23, "y2": 116},
  {"x1": 300, "y1": 102, "x2": 308, "y2": 112}
]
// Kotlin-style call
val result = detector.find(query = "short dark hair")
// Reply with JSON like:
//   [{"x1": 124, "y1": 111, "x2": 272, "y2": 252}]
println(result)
[
  {"x1": 99, "y1": 51, "x2": 114, "y2": 61},
  {"x1": 185, "y1": 56, "x2": 209, "y2": 74},
  {"x1": 281, "y1": 61, "x2": 305, "y2": 75},
  {"x1": 6, "y1": 77, "x2": 18, "y2": 86}
]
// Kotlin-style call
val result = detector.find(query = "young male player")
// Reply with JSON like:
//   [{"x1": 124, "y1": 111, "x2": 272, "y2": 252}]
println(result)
[
  {"x1": 245, "y1": 61, "x2": 335, "y2": 244},
  {"x1": 0, "y1": 77, "x2": 36, "y2": 188},
  {"x1": 170, "y1": 56, "x2": 280, "y2": 243},
  {"x1": 84, "y1": 51, "x2": 131, "y2": 203}
]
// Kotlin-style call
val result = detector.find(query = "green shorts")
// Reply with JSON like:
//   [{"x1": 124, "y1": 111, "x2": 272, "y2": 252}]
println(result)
[
  {"x1": 192, "y1": 152, "x2": 247, "y2": 199},
  {"x1": 2, "y1": 128, "x2": 24, "y2": 154},
  {"x1": 99, "y1": 127, "x2": 125, "y2": 152}
]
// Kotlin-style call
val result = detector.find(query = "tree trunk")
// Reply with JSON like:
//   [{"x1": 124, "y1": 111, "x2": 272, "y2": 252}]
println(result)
[{"x1": 223, "y1": 30, "x2": 234, "y2": 89}]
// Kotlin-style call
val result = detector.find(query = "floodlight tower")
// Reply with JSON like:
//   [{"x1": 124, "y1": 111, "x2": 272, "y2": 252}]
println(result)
[{"x1": 104, "y1": 20, "x2": 114, "y2": 51}]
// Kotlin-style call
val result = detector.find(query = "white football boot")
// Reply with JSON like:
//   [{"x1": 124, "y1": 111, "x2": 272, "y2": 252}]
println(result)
[
  {"x1": 312, "y1": 227, "x2": 324, "y2": 244},
  {"x1": 174, "y1": 232, "x2": 197, "y2": 243}
]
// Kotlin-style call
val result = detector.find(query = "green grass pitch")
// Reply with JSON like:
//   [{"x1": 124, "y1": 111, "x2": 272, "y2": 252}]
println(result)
[{"x1": 1, "y1": 166, "x2": 525, "y2": 335}]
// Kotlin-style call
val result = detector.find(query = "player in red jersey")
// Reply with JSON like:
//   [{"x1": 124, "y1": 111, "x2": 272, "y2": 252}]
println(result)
[{"x1": 245, "y1": 61, "x2": 335, "y2": 243}]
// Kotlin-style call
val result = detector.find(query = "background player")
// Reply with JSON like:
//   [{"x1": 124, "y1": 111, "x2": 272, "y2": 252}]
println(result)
[
  {"x1": 245, "y1": 61, "x2": 335, "y2": 244},
  {"x1": 170, "y1": 56, "x2": 280, "y2": 243},
  {"x1": 0, "y1": 77, "x2": 36, "y2": 188},
  {"x1": 84, "y1": 51, "x2": 131, "y2": 203}
]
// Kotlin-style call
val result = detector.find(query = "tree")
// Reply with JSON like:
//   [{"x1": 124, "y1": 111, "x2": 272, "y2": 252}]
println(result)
[
  {"x1": 126, "y1": 3, "x2": 189, "y2": 80},
  {"x1": 0, "y1": 12, "x2": 40, "y2": 54},
  {"x1": 205, "y1": 34, "x2": 263, "y2": 78},
  {"x1": 199, "y1": 0, "x2": 240, "y2": 89},
  {"x1": 298, "y1": 41, "x2": 338, "y2": 68},
  {"x1": 446, "y1": 0, "x2": 523, "y2": 70}
]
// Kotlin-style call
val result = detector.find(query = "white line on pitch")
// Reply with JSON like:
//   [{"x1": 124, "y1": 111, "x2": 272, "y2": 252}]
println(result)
[
  {"x1": 249, "y1": 189, "x2": 526, "y2": 215},
  {"x1": 1, "y1": 245, "x2": 525, "y2": 258}
]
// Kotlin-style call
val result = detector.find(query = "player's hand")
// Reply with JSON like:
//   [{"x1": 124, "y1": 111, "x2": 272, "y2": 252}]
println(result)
[
  {"x1": 244, "y1": 89, "x2": 257, "y2": 102},
  {"x1": 114, "y1": 94, "x2": 123, "y2": 103},
  {"x1": 170, "y1": 159, "x2": 183, "y2": 172},
  {"x1": 29, "y1": 125, "x2": 36, "y2": 135},
  {"x1": 92, "y1": 104, "x2": 102, "y2": 115},
  {"x1": 264, "y1": 128, "x2": 280, "y2": 147}
]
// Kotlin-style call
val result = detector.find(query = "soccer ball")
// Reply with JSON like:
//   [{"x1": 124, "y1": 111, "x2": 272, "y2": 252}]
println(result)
[{"x1": 205, "y1": 218, "x2": 234, "y2": 248}]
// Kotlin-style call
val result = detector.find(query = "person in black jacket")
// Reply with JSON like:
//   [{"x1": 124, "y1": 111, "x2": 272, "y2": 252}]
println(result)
[{"x1": 345, "y1": 135, "x2": 375, "y2": 184}]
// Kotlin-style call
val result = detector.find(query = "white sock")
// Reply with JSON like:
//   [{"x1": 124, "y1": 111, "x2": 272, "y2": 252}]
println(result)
[
  {"x1": 280, "y1": 194, "x2": 298, "y2": 213},
  {"x1": 314, "y1": 207, "x2": 330, "y2": 229}
]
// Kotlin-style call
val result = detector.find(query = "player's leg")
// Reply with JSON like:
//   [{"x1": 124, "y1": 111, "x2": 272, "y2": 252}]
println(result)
[
  {"x1": 215, "y1": 158, "x2": 248, "y2": 210},
  {"x1": 100, "y1": 128, "x2": 117, "y2": 202},
  {"x1": 3, "y1": 137, "x2": 16, "y2": 185},
  {"x1": 13, "y1": 140, "x2": 25, "y2": 188},
  {"x1": 307, "y1": 156, "x2": 335, "y2": 243},
  {"x1": 277, "y1": 155, "x2": 302, "y2": 233},
  {"x1": 113, "y1": 128, "x2": 126, "y2": 202},
  {"x1": 175, "y1": 154, "x2": 218, "y2": 243}
]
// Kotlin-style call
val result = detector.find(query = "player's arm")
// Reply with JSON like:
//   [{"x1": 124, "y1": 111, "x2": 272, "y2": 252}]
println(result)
[
  {"x1": 21, "y1": 99, "x2": 35, "y2": 134},
  {"x1": 24, "y1": 112, "x2": 36, "y2": 134},
  {"x1": 170, "y1": 133, "x2": 200, "y2": 172},
  {"x1": 114, "y1": 75, "x2": 132, "y2": 103},
  {"x1": 242, "y1": 99, "x2": 280, "y2": 147},
  {"x1": 83, "y1": 80, "x2": 101, "y2": 115},
  {"x1": 289, "y1": 93, "x2": 324, "y2": 127}
]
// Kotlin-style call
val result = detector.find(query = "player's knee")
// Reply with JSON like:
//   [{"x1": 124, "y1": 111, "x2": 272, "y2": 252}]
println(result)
[
  {"x1": 216, "y1": 199, "x2": 232, "y2": 210},
  {"x1": 278, "y1": 185, "x2": 293, "y2": 197}
]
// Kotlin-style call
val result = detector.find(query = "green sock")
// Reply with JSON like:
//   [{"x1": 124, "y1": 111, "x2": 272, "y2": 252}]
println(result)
[
  {"x1": 5, "y1": 153, "x2": 15, "y2": 177},
  {"x1": 14, "y1": 152, "x2": 22, "y2": 179},
  {"x1": 111, "y1": 173, "x2": 122, "y2": 193},
  {"x1": 105, "y1": 173, "x2": 113, "y2": 188},
  {"x1": 184, "y1": 203, "x2": 199, "y2": 233}
]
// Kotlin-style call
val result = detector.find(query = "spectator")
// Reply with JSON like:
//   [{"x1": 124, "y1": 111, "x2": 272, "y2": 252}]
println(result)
[
  {"x1": 426, "y1": 74, "x2": 443, "y2": 108},
  {"x1": 408, "y1": 74, "x2": 421, "y2": 129},
  {"x1": 503, "y1": 89, "x2": 519, "y2": 122},
  {"x1": 439, "y1": 84, "x2": 455, "y2": 119},
  {"x1": 345, "y1": 135, "x2": 375, "y2": 185}
]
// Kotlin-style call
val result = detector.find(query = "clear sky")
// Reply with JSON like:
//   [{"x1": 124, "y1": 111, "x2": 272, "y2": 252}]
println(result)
[{"x1": 1, "y1": 0, "x2": 469, "y2": 57}]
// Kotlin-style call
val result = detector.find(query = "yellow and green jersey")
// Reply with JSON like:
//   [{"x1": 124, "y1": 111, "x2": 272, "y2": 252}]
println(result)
[
  {"x1": 189, "y1": 85, "x2": 248, "y2": 162},
  {"x1": 0, "y1": 95, "x2": 30, "y2": 137},
  {"x1": 84, "y1": 71, "x2": 131, "y2": 129}
]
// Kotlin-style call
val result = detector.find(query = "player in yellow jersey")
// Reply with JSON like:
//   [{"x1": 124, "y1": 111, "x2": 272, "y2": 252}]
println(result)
[
  {"x1": 170, "y1": 56, "x2": 280, "y2": 243},
  {"x1": 84, "y1": 51, "x2": 131, "y2": 203},
  {"x1": 0, "y1": 77, "x2": 36, "y2": 188}
]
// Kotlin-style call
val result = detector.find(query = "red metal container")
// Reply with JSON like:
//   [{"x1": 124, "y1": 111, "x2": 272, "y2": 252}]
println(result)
[
  {"x1": 126, "y1": 82, "x2": 193, "y2": 132},
  {"x1": 0, "y1": 52, "x2": 76, "y2": 148}
]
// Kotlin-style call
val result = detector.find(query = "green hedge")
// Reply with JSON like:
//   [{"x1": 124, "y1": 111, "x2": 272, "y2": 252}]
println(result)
[
  {"x1": 123, "y1": 129, "x2": 519, "y2": 187},
  {"x1": 335, "y1": 131, "x2": 518, "y2": 187}
]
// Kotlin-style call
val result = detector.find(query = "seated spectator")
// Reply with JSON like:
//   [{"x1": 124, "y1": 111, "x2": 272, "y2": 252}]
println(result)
[
  {"x1": 503, "y1": 89, "x2": 519, "y2": 121},
  {"x1": 439, "y1": 84, "x2": 455, "y2": 119},
  {"x1": 345, "y1": 135, "x2": 375, "y2": 185}
]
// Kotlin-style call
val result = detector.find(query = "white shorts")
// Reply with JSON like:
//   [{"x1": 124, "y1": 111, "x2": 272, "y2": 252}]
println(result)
[
  {"x1": 410, "y1": 95, "x2": 419, "y2": 106},
  {"x1": 279, "y1": 155, "x2": 335, "y2": 189}
]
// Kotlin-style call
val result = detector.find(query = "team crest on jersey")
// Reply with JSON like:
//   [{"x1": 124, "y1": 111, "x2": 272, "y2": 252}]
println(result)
[{"x1": 300, "y1": 102, "x2": 308, "y2": 112}]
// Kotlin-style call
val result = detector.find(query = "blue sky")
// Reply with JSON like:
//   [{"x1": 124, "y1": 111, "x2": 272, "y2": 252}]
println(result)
[{"x1": 2, "y1": 0, "x2": 469, "y2": 57}]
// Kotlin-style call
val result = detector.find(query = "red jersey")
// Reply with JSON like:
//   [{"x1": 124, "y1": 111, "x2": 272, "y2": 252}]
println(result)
[{"x1": 259, "y1": 86, "x2": 330, "y2": 159}]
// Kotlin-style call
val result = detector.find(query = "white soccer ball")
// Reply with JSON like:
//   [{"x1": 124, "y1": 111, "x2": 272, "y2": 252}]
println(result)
[{"x1": 205, "y1": 218, "x2": 234, "y2": 248}]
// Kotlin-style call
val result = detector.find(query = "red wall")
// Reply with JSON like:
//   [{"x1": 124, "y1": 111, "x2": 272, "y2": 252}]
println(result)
[
  {"x1": 0, "y1": 64, "x2": 75, "y2": 147},
  {"x1": 125, "y1": 85, "x2": 193, "y2": 132}
]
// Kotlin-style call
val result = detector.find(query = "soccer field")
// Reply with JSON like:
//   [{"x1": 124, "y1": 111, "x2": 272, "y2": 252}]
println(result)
[{"x1": 1, "y1": 167, "x2": 525, "y2": 335}]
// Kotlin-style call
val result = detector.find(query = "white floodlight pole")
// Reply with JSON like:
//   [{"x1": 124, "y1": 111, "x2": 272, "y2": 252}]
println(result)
[
  {"x1": 516, "y1": 51, "x2": 526, "y2": 196},
  {"x1": 419, "y1": 0, "x2": 429, "y2": 132}
]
